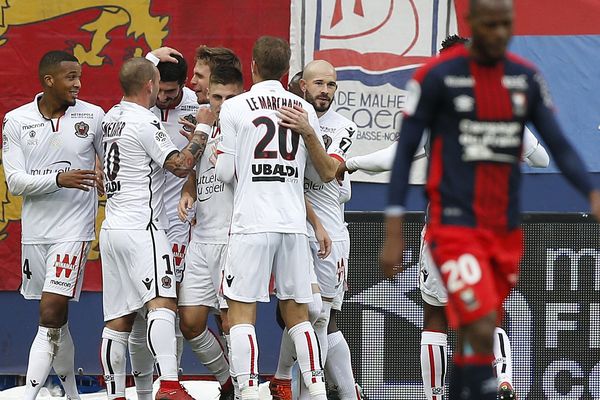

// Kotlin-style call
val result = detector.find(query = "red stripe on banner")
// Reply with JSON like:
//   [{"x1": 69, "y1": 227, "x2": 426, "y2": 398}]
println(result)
[
  {"x1": 314, "y1": 49, "x2": 431, "y2": 71},
  {"x1": 455, "y1": 0, "x2": 600, "y2": 36},
  {"x1": 304, "y1": 331, "x2": 317, "y2": 383},
  {"x1": 428, "y1": 345, "x2": 437, "y2": 400}
]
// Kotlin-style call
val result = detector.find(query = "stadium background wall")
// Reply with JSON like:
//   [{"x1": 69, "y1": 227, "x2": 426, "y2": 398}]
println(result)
[
  {"x1": 2, "y1": 212, "x2": 600, "y2": 400},
  {"x1": 0, "y1": 1, "x2": 599, "y2": 398}
]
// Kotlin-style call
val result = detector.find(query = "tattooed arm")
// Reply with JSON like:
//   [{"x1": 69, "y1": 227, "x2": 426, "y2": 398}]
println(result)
[{"x1": 163, "y1": 129, "x2": 209, "y2": 178}]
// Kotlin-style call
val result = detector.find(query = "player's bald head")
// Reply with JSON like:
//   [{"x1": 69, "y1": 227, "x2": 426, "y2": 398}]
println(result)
[
  {"x1": 119, "y1": 57, "x2": 158, "y2": 96},
  {"x1": 469, "y1": 0, "x2": 512, "y2": 16},
  {"x1": 302, "y1": 60, "x2": 337, "y2": 82}
]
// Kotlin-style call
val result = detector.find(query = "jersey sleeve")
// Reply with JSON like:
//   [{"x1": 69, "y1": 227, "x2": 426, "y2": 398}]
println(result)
[
  {"x1": 329, "y1": 121, "x2": 356, "y2": 162},
  {"x1": 529, "y1": 72, "x2": 592, "y2": 195},
  {"x1": 215, "y1": 101, "x2": 236, "y2": 183},
  {"x1": 346, "y1": 142, "x2": 397, "y2": 173},
  {"x1": 92, "y1": 108, "x2": 105, "y2": 161},
  {"x1": 138, "y1": 119, "x2": 178, "y2": 167},
  {"x1": 522, "y1": 126, "x2": 549, "y2": 168},
  {"x1": 2, "y1": 115, "x2": 60, "y2": 196}
]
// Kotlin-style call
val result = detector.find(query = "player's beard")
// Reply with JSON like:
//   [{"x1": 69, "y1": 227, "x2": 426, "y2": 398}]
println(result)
[{"x1": 306, "y1": 91, "x2": 332, "y2": 113}]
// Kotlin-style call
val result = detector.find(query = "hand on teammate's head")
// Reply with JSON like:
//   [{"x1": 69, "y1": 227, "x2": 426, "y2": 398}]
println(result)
[{"x1": 150, "y1": 47, "x2": 182, "y2": 63}]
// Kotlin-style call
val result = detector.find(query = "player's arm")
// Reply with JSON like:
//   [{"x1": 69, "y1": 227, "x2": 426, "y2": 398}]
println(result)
[
  {"x1": 337, "y1": 142, "x2": 398, "y2": 180},
  {"x1": 381, "y1": 71, "x2": 439, "y2": 278},
  {"x1": 522, "y1": 126, "x2": 549, "y2": 168},
  {"x1": 305, "y1": 196, "x2": 331, "y2": 259},
  {"x1": 145, "y1": 47, "x2": 183, "y2": 65},
  {"x1": 278, "y1": 105, "x2": 337, "y2": 182},
  {"x1": 215, "y1": 102, "x2": 236, "y2": 184},
  {"x1": 2, "y1": 116, "x2": 96, "y2": 195},
  {"x1": 178, "y1": 171, "x2": 196, "y2": 222},
  {"x1": 163, "y1": 128, "x2": 209, "y2": 178},
  {"x1": 529, "y1": 73, "x2": 600, "y2": 218}
]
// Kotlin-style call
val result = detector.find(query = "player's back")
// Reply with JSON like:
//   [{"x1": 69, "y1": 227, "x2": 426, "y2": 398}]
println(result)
[
  {"x1": 101, "y1": 101, "x2": 175, "y2": 231},
  {"x1": 219, "y1": 80, "x2": 319, "y2": 235}
]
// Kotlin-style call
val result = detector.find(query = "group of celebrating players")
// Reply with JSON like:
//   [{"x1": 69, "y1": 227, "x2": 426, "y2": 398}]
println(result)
[{"x1": 4, "y1": 1, "x2": 600, "y2": 400}]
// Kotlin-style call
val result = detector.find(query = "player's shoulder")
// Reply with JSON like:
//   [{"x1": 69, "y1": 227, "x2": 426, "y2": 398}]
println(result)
[
  {"x1": 179, "y1": 87, "x2": 200, "y2": 110},
  {"x1": 505, "y1": 51, "x2": 539, "y2": 76},
  {"x1": 321, "y1": 108, "x2": 356, "y2": 132},
  {"x1": 4, "y1": 97, "x2": 38, "y2": 121},
  {"x1": 71, "y1": 99, "x2": 104, "y2": 117},
  {"x1": 413, "y1": 45, "x2": 469, "y2": 83}
]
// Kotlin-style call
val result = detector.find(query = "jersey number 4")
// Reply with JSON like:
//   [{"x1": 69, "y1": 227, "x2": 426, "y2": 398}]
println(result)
[{"x1": 253, "y1": 116, "x2": 299, "y2": 160}]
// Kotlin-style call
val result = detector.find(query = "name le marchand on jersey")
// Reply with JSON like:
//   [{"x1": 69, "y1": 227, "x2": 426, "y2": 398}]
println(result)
[{"x1": 2, "y1": 94, "x2": 104, "y2": 244}]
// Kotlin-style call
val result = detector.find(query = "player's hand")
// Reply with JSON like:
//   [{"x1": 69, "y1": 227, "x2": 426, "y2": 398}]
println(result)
[
  {"x1": 196, "y1": 107, "x2": 216, "y2": 126},
  {"x1": 589, "y1": 189, "x2": 600, "y2": 221},
  {"x1": 277, "y1": 105, "x2": 313, "y2": 137},
  {"x1": 178, "y1": 117, "x2": 196, "y2": 141},
  {"x1": 379, "y1": 216, "x2": 405, "y2": 279},
  {"x1": 178, "y1": 192, "x2": 195, "y2": 222},
  {"x1": 314, "y1": 223, "x2": 332, "y2": 259},
  {"x1": 57, "y1": 169, "x2": 98, "y2": 191},
  {"x1": 95, "y1": 168, "x2": 105, "y2": 197},
  {"x1": 335, "y1": 161, "x2": 349, "y2": 182},
  {"x1": 150, "y1": 47, "x2": 182, "y2": 63}
]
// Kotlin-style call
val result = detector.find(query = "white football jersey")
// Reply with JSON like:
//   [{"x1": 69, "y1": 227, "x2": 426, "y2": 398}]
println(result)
[
  {"x1": 192, "y1": 122, "x2": 233, "y2": 244},
  {"x1": 218, "y1": 80, "x2": 321, "y2": 235},
  {"x1": 304, "y1": 108, "x2": 356, "y2": 241},
  {"x1": 2, "y1": 94, "x2": 104, "y2": 244},
  {"x1": 150, "y1": 87, "x2": 200, "y2": 228},
  {"x1": 101, "y1": 101, "x2": 178, "y2": 230}
]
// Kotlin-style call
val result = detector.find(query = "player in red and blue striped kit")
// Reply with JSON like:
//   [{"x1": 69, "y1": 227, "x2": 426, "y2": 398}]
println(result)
[{"x1": 381, "y1": 0, "x2": 600, "y2": 399}]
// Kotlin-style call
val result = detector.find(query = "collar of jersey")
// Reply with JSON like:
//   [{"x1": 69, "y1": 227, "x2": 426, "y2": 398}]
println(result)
[
  {"x1": 250, "y1": 80, "x2": 285, "y2": 92},
  {"x1": 120, "y1": 99, "x2": 153, "y2": 115}
]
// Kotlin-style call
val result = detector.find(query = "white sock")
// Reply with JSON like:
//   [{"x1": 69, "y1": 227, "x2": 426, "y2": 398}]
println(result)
[
  {"x1": 188, "y1": 329, "x2": 230, "y2": 385},
  {"x1": 225, "y1": 334, "x2": 241, "y2": 397},
  {"x1": 129, "y1": 314, "x2": 154, "y2": 400},
  {"x1": 230, "y1": 324, "x2": 259, "y2": 398},
  {"x1": 313, "y1": 300, "x2": 331, "y2": 365},
  {"x1": 420, "y1": 331, "x2": 447, "y2": 400},
  {"x1": 274, "y1": 328, "x2": 295, "y2": 380},
  {"x1": 175, "y1": 313, "x2": 184, "y2": 367},
  {"x1": 325, "y1": 331, "x2": 358, "y2": 399},
  {"x1": 288, "y1": 321, "x2": 326, "y2": 399},
  {"x1": 493, "y1": 327, "x2": 513, "y2": 388},
  {"x1": 100, "y1": 327, "x2": 129, "y2": 399},
  {"x1": 147, "y1": 308, "x2": 178, "y2": 381},
  {"x1": 24, "y1": 326, "x2": 56, "y2": 400},
  {"x1": 52, "y1": 323, "x2": 80, "y2": 399}
]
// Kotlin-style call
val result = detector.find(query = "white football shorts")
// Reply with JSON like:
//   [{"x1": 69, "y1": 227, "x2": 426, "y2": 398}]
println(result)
[
  {"x1": 419, "y1": 227, "x2": 448, "y2": 307},
  {"x1": 179, "y1": 241, "x2": 227, "y2": 310}
]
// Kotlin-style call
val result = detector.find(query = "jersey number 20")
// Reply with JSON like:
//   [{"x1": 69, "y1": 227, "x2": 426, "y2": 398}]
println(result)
[{"x1": 253, "y1": 116, "x2": 299, "y2": 160}]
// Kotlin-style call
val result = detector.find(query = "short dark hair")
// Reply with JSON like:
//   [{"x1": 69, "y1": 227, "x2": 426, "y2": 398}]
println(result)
[
  {"x1": 195, "y1": 46, "x2": 242, "y2": 73},
  {"x1": 209, "y1": 65, "x2": 243, "y2": 87},
  {"x1": 119, "y1": 57, "x2": 157, "y2": 96},
  {"x1": 440, "y1": 35, "x2": 469, "y2": 52},
  {"x1": 38, "y1": 50, "x2": 78, "y2": 83},
  {"x1": 252, "y1": 36, "x2": 290, "y2": 81},
  {"x1": 287, "y1": 70, "x2": 303, "y2": 96},
  {"x1": 157, "y1": 54, "x2": 187, "y2": 85}
]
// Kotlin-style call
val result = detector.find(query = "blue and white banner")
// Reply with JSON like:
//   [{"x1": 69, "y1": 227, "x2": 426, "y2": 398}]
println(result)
[{"x1": 290, "y1": 0, "x2": 458, "y2": 182}]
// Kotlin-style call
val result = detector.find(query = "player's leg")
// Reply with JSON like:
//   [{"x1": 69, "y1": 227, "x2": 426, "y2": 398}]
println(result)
[
  {"x1": 223, "y1": 232, "x2": 273, "y2": 400},
  {"x1": 128, "y1": 313, "x2": 155, "y2": 400},
  {"x1": 102, "y1": 314, "x2": 137, "y2": 400},
  {"x1": 493, "y1": 327, "x2": 516, "y2": 399},
  {"x1": 419, "y1": 231, "x2": 449, "y2": 400},
  {"x1": 179, "y1": 242, "x2": 232, "y2": 391},
  {"x1": 23, "y1": 242, "x2": 89, "y2": 400},
  {"x1": 276, "y1": 233, "x2": 327, "y2": 400},
  {"x1": 168, "y1": 224, "x2": 189, "y2": 365}
]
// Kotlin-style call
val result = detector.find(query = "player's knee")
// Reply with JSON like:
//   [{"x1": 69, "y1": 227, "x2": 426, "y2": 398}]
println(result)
[
  {"x1": 179, "y1": 314, "x2": 206, "y2": 340},
  {"x1": 39, "y1": 299, "x2": 68, "y2": 327},
  {"x1": 422, "y1": 303, "x2": 448, "y2": 333}
]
